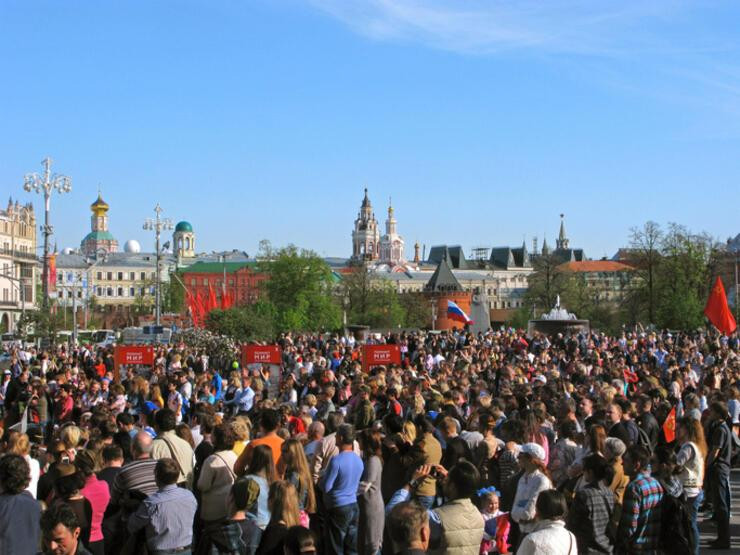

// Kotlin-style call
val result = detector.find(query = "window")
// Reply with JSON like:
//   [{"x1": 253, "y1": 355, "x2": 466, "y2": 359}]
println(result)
[
  {"x1": 130, "y1": 287, "x2": 135, "y2": 296},
  {"x1": 140, "y1": 287, "x2": 145, "y2": 296},
  {"x1": 203, "y1": 278, "x2": 208, "y2": 285},
  {"x1": 96, "y1": 287, "x2": 103, "y2": 296},
  {"x1": 140, "y1": 272, "x2": 146, "y2": 280},
  {"x1": 118, "y1": 272, "x2": 123, "y2": 281},
  {"x1": 77, "y1": 291, "x2": 82, "y2": 298},
  {"x1": 97, "y1": 272, "x2": 102, "y2": 280},
  {"x1": 118, "y1": 287, "x2": 124, "y2": 297},
  {"x1": 107, "y1": 272, "x2": 112, "y2": 280},
  {"x1": 57, "y1": 273, "x2": 63, "y2": 283},
  {"x1": 191, "y1": 279, "x2": 196, "y2": 286},
  {"x1": 130, "y1": 272, "x2": 135, "y2": 280},
  {"x1": 107, "y1": 287, "x2": 114, "y2": 296}
]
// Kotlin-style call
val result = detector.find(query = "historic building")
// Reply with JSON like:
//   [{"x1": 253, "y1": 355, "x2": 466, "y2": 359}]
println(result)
[
  {"x1": 557, "y1": 260, "x2": 636, "y2": 304},
  {"x1": 378, "y1": 200, "x2": 406, "y2": 268},
  {"x1": 351, "y1": 188, "x2": 380, "y2": 263},
  {"x1": 56, "y1": 194, "x2": 248, "y2": 321},
  {"x1": 81, "y1": 194, "x2": 119, "y2": 256},
  {"x1": 181, "y1": 260, "x2": 267, "y2": 307},
  {"x1": 0, "y1": 198, "x2": 37, "y2": 333}
]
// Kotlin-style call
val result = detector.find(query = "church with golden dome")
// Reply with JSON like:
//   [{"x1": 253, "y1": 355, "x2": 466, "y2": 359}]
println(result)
[{"x1": 81, "y1": 194, "x2": 119, "y2": 256}]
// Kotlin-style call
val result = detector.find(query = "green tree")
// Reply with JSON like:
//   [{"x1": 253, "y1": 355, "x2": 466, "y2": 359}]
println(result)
[
  {"x1": 340, "y1": 263, "x2": 406, "y2": 328},
  {"x1": 654, "y1": 224, "x2": 716, "y2": 329},
  {"x1": 258, "y1": 245, "x2": 341, "y2": 332},
  {"x1": 163, "y1": 273, "x2": 185, "y2": 313},
  {"x1": 400, "y1": 292, "x2": 430, "y2": 328},
  {"x1": 205, "y1": 301, "x2": 276, "y2": 341}
]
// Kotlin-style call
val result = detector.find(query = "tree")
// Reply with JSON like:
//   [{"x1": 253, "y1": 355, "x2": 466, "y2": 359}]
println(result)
[
  {"x1": 257, "y1": 245, "x2": 341, "y2": 332},
  {"x1": 205, "y1": 301, "x2": 276, "y2": 342},
  {"x1": 655, "y1": 224, "x2": 716, "y2": 329},
  {"x1": 163, "y1": 274, "x2": 185, "y2": 313},
  {"x1": 400, "y1": 292, "x2": 430, "y2": 328},
  {"x1": 524, "y1": 253, "x2": 577, "y2": 316},
  {"x1": 628, "y1": 221, "x2": 663, "y2": 324}
]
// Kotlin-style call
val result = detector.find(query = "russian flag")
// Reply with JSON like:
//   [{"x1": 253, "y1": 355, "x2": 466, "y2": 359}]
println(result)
[{"x1": 447, "y1": 300, "x2": 474, "y2": 325}]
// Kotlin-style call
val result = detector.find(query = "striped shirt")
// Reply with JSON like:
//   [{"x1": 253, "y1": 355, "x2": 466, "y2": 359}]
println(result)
[
  {"x1": 111, "y1": 458, "x2": 158, "y2": 506},
  {"x1": 617, "y1": 472, "x2": 663, "y2": 554}
]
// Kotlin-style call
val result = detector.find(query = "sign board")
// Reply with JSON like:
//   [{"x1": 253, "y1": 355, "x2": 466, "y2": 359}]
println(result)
[
  {"x1": 113, "y1": 345, "x2": 155, "y2": 382},
  {"x1": 362, "y1": 344, "x2": 401, "y2": 370},
  {"x1": 241, "y1": 344, "x2": 282, "y2": 366},
  {"x1": 143, "y1": 325, "x2": 164, "y2": 335}
]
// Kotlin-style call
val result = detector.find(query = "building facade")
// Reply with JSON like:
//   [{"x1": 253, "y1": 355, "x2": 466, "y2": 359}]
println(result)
[
  {"x1": 0, "y1": 199, "x2": 37, "y2": 333},
  {"x1": 181, "y1": 261, "x2": 267, "y2": 308},
  {"x1": 558, "y1": 260, "x2": 637, "y2": 303}
]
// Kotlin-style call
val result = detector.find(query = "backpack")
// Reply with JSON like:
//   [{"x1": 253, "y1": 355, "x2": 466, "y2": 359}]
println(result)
[
  {"x1": 658, "y1": 491, "x2": 693, "y2": 555},
  {"x1": 636, "y1": 425, "x2": 653, "y2": 455}
]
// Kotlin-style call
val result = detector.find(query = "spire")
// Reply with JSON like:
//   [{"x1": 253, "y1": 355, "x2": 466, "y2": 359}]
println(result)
[
  {"x1": 556, "y1": 213, "x2": 569, "y2": 249},
  {"x1": 361, "y1": 187, "x2": 371, "y2": 208},
  {"x1": 414, "y1": 241, "x2": 420, "y2": 264},
  {"x1": 424, "y1": 256, "x2": 463, "y2": 293},
  {"x1": 542, "y1": 237, "x2": 550, "y2": 255}
]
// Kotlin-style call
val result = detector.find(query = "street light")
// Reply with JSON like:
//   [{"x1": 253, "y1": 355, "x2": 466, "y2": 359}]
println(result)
[
  {"x1": 143, "y1": 204, "x2": 173, "y2": 326},
  {"x1": 23, "y1": 157, "x2": 72, "y2": 309}
]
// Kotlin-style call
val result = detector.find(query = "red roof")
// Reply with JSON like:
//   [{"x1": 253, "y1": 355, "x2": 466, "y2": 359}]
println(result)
[{"x1": 559, "y1": 260, "x2": 634, "y2": 272}]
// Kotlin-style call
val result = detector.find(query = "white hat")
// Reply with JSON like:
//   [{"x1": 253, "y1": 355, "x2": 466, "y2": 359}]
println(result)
[
  {"x1": 520, "y1": 442, "x2": 546, "y2": 462},
  {"x1": 533, "y1": 375, "x2": 547, "y2": 384}
]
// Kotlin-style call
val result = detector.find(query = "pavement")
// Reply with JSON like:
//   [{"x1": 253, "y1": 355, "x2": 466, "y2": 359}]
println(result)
[{"x1": 699, "y1": 468, "x2": 740, "y2": 554}]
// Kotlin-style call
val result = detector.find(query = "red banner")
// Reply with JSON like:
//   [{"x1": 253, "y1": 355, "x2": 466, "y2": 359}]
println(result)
[
  {"x1": 362, "y1": 344, "x2": 401, "y2": 370},
  {"x1": 242, "y1": 344, "x2": 282, "y2": 366},
  {"x1": 115, "y1": 345, "x2": 155, "y2": 366}
]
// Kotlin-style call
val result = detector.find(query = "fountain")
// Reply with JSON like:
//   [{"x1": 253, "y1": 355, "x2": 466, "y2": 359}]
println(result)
[{"x1": 527, "y1": 295, "x2": 590, "y2": 337}]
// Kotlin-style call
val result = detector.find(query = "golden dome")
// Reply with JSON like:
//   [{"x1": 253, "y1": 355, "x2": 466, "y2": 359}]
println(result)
[{"x1": 91, "y1": 194, "x2": 109, "y2": 215}]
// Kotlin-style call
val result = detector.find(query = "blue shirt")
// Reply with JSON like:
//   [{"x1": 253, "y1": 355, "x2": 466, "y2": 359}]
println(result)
[
  {"x1": 225, "y1": 386, "x2": 255, "y2": 413},
  {"x1": 128, "y1": 484, "x2": 198, "y2": 550},
  {"x1": 319, "y1": 450, "x2": 363, "y2": 509},
  {"x1": 246, "y1": 474, "x2": 271, "y2": 529}
]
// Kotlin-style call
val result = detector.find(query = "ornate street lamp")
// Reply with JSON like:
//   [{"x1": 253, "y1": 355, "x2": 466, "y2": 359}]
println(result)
[
  {"x1": 143, "y1": 204, "x2": 173, "y2": 326},
  {"x1": 23, "y1": 157, "x2": 72, "y2": 309}
]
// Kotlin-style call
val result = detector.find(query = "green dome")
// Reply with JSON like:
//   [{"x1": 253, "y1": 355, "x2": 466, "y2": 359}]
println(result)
[
  {"x1": 175, "y1": 221, "x2": 193, "y2": 232},
  {"x1": 81, "y1": 231, "x2": 116, "y2": 244}
]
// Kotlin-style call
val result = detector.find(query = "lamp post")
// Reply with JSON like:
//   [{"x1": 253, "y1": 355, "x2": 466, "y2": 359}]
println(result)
[
  {"x1": 143, "y1": 204, "x2": 173, "y2": 327},
  {"x1": 23, "y1": 157, "x2": 72, "y2": 309}
]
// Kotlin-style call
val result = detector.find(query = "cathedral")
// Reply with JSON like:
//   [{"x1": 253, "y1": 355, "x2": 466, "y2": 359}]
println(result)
[{"x1": 351, "y1": 189, "x2": 412, "y2": 271}]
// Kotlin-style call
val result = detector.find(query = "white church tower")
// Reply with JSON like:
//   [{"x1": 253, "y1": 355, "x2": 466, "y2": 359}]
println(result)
[{"x1": 351, "y1": 188, "x2": 380, "y2": 262}]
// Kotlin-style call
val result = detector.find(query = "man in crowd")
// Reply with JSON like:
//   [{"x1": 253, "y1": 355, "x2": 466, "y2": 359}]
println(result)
[
  {"x1": 705, "y1": 401, "x2": 733, "y2": 549},
  {"x1": 387, "y1": 501, "x2": 431, "y2": 555},
  {"x1": 319, "y1": 423, "x2": 364, "y2": 555},
  {"x1": 387, "y1": 461, "x2": 484, "y2": 555},
  {"x1": 40, "y1": 502, "x2": 92, "y2": 555},
  {"x1": 616, "y1": 445, "x2": 664, "y2": 553},
  {"x1": 151, "y1": 408, "x2": 194, "y2": 487},
  {"x1": 128, "y1": 458, "x2": 198, "y2": 554}
]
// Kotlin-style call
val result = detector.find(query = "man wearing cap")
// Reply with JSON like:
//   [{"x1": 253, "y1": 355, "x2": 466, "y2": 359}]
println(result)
[{"x1": 353, "y1": 385, "x2": 375, "y2": 430}]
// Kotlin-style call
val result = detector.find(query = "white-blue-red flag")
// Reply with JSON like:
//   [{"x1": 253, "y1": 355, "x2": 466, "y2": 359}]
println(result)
[{"x1": 447, "y1": 300, "x2": 474, "y2": 325}]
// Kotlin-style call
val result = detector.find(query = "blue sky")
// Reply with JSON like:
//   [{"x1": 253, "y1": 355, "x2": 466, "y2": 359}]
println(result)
[{"x1": 2, "y1": 0, "x2": 739, "y2": 260}]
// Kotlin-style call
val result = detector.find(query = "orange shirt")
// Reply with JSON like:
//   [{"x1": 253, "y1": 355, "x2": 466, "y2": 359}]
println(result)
[{"x1": 235, "y1": 433, "x2": 284, "y2": 475}]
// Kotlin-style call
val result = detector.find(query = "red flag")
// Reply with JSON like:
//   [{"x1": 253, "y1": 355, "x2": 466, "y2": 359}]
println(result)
[
  {"x1": 663, "y1": 406, "x2": 676, "y2": 443},
  {"x1": 196, "y1": 290, "x2": 206, "y2": 327},
  {"x1": 185, "y1": 288, "x2": 198, "y2": 326},
  {"x1": 623, "y1": 368, "x2": 639, "y2": 384},
  {"x1": 208, "y1": 285, "x2": 218, "y2": 312},
  {"x1": 704, "y1": 277, "x2": 737, "y2": 335}
]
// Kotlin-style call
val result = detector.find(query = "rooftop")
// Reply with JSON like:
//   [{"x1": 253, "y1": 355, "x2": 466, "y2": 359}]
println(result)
[{"x1": 559, "y1": 260, "x2": 634, "y2": 272}]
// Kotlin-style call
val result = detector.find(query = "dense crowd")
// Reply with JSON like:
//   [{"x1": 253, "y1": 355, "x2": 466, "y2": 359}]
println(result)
[{"x1": 0, "y1": 326, "x2": 738, "y2": 555}]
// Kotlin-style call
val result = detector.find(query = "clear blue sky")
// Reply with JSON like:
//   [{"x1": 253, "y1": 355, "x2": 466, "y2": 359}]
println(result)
[{"x1": 2, "y1": 1, "x2": 739, "y2": 260}]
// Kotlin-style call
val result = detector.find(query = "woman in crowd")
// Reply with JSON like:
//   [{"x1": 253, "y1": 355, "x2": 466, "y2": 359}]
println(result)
[
  {"x1": 198, "y1": 423, "x2": 239, "y2": 525},
  {"x1": 74, "y1": 449, "x2": 110, "y2": 555},
  {"x1": 7, "y1": 432, "x2": 40, "y2": 498},
  {"x1": 246, "y1": 444, "x2": 277, "y2": 537},
  {"x1": 278, "y1": 438, "x2": 316, "y2": 527},
  {"x1": 53, "y1": 462, "x2": 93, "y2": 548},
  {"x1": 566, "y1": 454, "x2": 615, "y2": 554},
  {"x1": 511, "y1": 443, "x2": 552, "y2": 541},
  {"x1": 257, "y1": 480, "x2": 301, "y2": 555},
  {"x1": 517, "y1": 489, "x2": 577, "y2": 555},
  {"x1": 358, "y1": 428, "x2": 384, "y2": 555},
  {"x1": 675, "y1": 416, "x2": 707, "y2": 555}
]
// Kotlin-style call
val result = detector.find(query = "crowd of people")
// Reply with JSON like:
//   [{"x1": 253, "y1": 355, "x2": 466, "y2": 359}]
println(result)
[{"x1": 0, "y1": 326, "x2": 738, "y2": 555}]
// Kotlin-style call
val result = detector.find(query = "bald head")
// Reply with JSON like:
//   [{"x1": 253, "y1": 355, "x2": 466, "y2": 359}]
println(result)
[{"x1": 132, "y1": 431, "x2": 153, "y2": 459}]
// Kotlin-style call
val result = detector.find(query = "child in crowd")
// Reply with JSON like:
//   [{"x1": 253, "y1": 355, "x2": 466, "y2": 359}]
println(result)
[{"x1": 477, "y1": 487, "x2": 509, "y2": 554}]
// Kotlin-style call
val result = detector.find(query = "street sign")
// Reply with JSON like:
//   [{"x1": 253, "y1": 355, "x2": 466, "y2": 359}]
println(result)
[{"x1": 362, "y1": 344, "x2": 401, "y2": 370}]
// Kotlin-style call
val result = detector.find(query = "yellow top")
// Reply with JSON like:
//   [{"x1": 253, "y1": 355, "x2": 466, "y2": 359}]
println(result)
[{"x1": 90, "y1": 194, "x2": 109, "y2": 215}]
